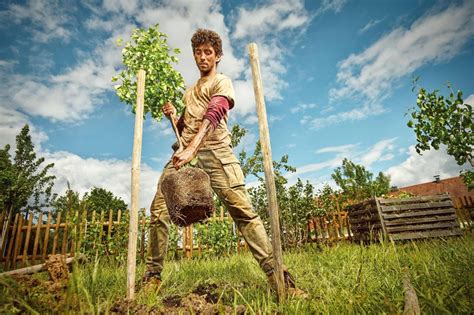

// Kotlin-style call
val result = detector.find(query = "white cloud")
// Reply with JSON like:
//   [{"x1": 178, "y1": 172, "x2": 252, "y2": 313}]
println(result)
[
  {"x1": 311, "y1": 1, "x2": 474, "y2": 130},
  {"x1": 291, "y1": 138, "x2": 398, "y2": 182},
  {"x1": 4, "y1": 0, "x2": 73, "y2": 43},
  {"x1": 386, "y1": 145, "x2": 467, "y2": 187},
  {"x1": 0, "y1": 107, "x2": 48, "y2": 152},
  {"x1": 316, "y1": 0, "x2": 347, "y2": 15},
  {"x1": 233, "y1": 0, "x2": 310, "y2": 39},
  {"x1": 359, "y1": 138, "x2": 397, "y2": 167},
  {"x1": 290, "y1": 103, "x2": 318, "y2": 114},
  {"x1": 465, "y1": 94, "x2": 474, "y2": 105},
  {"x1": 358, "y1": 18, "x2": 383, "y2": 34},
  {"x1": 316, "y1": 143, "x2": 359, "y2": 154},
  {"x1": 44, "y1": 150, "x2": 161, "y2": 209}
]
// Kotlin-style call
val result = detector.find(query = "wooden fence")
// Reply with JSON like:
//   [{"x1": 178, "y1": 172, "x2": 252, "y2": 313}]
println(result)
[
  {"x1": 0, "y1": 207, "x2": 246, "y2": 271},
  {"x1": 1, "y1": 194, "x2": 472, "y2": 271},
  {"x1": 0, "y1": 209, "x2": 148, "y2": 271},
  {"x1": 307, "y1": 211, "x2": 351, "y2": 243}
]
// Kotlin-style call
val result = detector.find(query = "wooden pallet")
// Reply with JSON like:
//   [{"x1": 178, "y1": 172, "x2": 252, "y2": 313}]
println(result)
[{"x1": 377, "y1": 194, "x2": 463, "y2": 241}]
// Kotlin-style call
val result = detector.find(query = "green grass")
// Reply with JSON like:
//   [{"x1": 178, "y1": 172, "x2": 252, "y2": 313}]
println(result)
[{"x1": 1, "y1": 233, "x2": 473, "y2": 314}]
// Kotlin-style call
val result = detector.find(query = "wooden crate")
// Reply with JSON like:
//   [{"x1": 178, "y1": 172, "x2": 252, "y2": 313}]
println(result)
[
  {"x1": 347, "y1": 194, "x2": 463, "y2": 242},
  {"x1": 377, "y1": 194, "x2": 463, "y2": 241}
]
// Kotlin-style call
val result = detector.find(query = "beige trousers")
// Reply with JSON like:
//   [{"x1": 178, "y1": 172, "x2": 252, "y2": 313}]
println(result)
[{"x1": 146, "y1": 145, "x2": 274, "y2": 274}]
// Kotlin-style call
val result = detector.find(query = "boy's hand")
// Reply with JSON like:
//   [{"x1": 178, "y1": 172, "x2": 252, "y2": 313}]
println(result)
[{"x1": 163, "y1": 102, "x2": 176, "y2": 117}]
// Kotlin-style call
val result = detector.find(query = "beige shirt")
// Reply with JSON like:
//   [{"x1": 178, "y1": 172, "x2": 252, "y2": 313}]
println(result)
[{"x1": 181, "y1": 73, "x2": 235, "y2": 150}]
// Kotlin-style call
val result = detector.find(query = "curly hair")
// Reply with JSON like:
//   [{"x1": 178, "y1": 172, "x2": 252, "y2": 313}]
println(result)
[{"x1": 191, "y1": 29, "x2": 223, "y2": 57}]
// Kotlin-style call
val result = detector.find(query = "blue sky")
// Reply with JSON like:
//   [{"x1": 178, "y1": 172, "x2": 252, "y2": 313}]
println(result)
[{"x1": 1, "y1": 0, "x2": 473, "y2": 208}]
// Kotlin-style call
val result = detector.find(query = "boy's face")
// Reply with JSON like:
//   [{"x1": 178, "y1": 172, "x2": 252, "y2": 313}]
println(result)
[{"x1": 193, "y1": 43, "x2": 221, "y2": 74}]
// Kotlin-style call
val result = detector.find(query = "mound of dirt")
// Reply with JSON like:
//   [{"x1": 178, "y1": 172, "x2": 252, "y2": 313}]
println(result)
[
  {"x1": 162, "y1": 167, "x2": 215, "y2": 227},
  {"x1": 45, "y1": 254, "x2": 69, "y2": 283}
]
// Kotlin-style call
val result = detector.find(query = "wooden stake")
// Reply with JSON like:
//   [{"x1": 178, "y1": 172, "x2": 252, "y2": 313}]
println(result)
[
  {"x1": 248, "y1": 43, "x2": 286, "y2": 302},
  {"x1": 127, "y1": 69, "x2": 146, "y2": 300},
  {"x1": 403, "y1": 268, "x2": 421, "y2": 315}
]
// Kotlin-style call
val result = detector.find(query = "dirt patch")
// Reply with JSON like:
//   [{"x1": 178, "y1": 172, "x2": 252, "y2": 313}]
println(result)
[
  {"x1": 162, "y1": 168, "x2": 215, "y2": 227},
  {"x1": 111, "y1": 283, "x2": 246, "y2": 315},
  {"x1": 3, "y1": 274, "x2": 73, "y2": 313},
  {"x1": 110, "y1": 299, "x2": 161, "y2": 315},
  {"x1": 193, "y1": 283, "x2": 219, "y2": 303},
  {"x1": 45, "y1": 254, "x2": 69, "y2": 283},
  {"x1": 162, "y1": 295, "x2": 182, "y2": 307}
]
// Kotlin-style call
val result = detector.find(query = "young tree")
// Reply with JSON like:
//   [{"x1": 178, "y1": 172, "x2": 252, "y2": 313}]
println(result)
[
  {"x1": 407, "y1": 84, "x2": 473, "y2": 189},
  {"x1": 331, "y1": 158, "x2": 390, "y2": 203},
  {"x1": 0, "y1": 125, "x2": 55, "y2": 215},
  {"x1": 113, "y1": 24, "x2": 185, "y2": 119}
]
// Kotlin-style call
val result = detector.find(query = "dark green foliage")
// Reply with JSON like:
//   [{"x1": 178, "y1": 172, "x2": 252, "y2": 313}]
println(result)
[
  {"x1": 53, "y1": 186, "x2": 127, "y2": 217},
  {"x1": 331, "y1": 158, "x2": 390, "y2": 203},
  {"x1": 0, "y1": 125, "x2": 55, "y2": 214},
  {"x1": 408, "y1": 83, "x2": 473, "y2": 189}
]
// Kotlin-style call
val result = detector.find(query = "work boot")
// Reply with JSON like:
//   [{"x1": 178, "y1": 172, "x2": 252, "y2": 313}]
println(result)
[
  {"x1": 142, "y1": 270, "x2": 162, "y2": 294},
  {"x1": 267, "y1": 269, "x2": 309, "y2": 299}
]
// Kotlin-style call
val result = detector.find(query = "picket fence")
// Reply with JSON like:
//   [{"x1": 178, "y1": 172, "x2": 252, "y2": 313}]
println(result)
[{"x1": 1, "y1": 195, "x2": 472, "y2": 271}]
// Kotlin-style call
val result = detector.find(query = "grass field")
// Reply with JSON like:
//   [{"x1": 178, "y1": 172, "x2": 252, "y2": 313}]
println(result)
[{"x1": 1, "y1": 233, "x2": 473, "y2": 314}]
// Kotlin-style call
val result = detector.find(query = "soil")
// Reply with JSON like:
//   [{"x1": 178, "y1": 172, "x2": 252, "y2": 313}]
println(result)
[
  {"x1": 162, "y1": 168, "x2": 215, "y2": 227},
  {"x1": 45, "y1": 254, "x2": 69, "y2": 283},
  {"x1": 111, "y1": 283, "x2": 246, "y2": 315}
]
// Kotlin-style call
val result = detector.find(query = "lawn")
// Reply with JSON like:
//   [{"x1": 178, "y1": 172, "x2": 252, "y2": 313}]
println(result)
[{"x1": 1, "y1": 233, "x2": 473, "y2": 314}]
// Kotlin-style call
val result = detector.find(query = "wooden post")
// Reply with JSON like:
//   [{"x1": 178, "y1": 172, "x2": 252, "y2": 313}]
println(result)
[
  {"x1": 248, "y1": 43, "x2": 286, "y2": 302},
  {"x1": 22, "y1": 211, "x2": 34, "y2": 266},
  {"x1": 41, "y1": 213, "x2": 52, "y2": 262},
  {"x1": 127, "y1": 69, "x2": 146, "y2": 300},
  {"x1": 32, "y1": 212, "x2": 43, "y2": 264}
]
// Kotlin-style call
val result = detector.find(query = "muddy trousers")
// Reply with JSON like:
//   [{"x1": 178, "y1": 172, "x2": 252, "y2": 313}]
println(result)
[{"x1": 146, "y1": 146, "x2": 274, "y2": 275}]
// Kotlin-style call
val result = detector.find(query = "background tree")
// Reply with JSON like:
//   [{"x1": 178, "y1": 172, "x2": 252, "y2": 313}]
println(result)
[
  {"x1": 331, "y1": 158, "x2": 390, "y2": 203},
  {"x1": 407, "y1": 83, "x2": 473, "y2": 189},
  {"x1": 230, "y1": 124, "x2": 317, "y2": 247},
  {"x1": 0, "y1": 124, "x2": 56, "y2": 215},
  {"x1": 53, "y1": 186, "x2": 127, "y2": 217}
]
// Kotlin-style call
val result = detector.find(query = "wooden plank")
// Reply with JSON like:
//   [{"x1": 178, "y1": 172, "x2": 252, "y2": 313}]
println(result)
[
  {"x1": 4, "y1": 213, "x2": 19, "y2": 270},
  {"x1": 383, "y1": 208, "x2": 456, "y2": 220},
  {"x1": 41, "y1": 213, "x2": 52, "y2": 262},
  {"x1": 345, "y1": 199, "x2": 376, "y2": 211},
  {"x1": 349, "y1": 214, "x2": 380, "y2": 225},
  {"x1": 381, "y1": 200, "x2": 453, "y2": 212},
  {"x1": 98, "y1": 210, "x2": 105, "y2": 246},
  {"x1": 390, "y1": 229, "x2": 463, "y2": 241},
  {"x1": 31, "y1": 213, "x2": 43, "y2": 263},
  {"x1": 22, "y1": 212, "x2": 34, "y2": 266},
  {"x1": 350, "y1": 224, "x2": 382, "y2": 232},
  {"x1": 61, "y1": 219, "x2": 68, "y2": 255},
  {"x1": 0, "y1": 210, "x2": 13, "y2": 257},
  {"x1": 117, "y1": 210, "x2": 122, "y2": 224},
  {"x1": 387, "y1": 221, "x2": 459, "y2": 233},
  {"x1": 107, "y1": 209, "x2": 113, "y2": 239},
  {"x1": 384, "y1": 214, "x2": 458, "y2": 227},
  {"x1": 375, "y1": 198, "x2": 388, "y2": 238},
  {"x1": 11, "y1": 215, "x2": 24, "y2": 270},
  {"x1": 379, "y1": 194, "x2": 450, "y2": 205},
  {"x1": 349, "y1": 208, "x2": 378, "y2": 217},
  {"x1": 52, "y1": 212, "x2": 62, "y2": 255}
]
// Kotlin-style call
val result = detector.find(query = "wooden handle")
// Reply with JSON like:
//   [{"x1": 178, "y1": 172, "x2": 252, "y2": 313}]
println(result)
[{"x1": 169, "y1": 114, "x2": 184, "y2": 152}]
